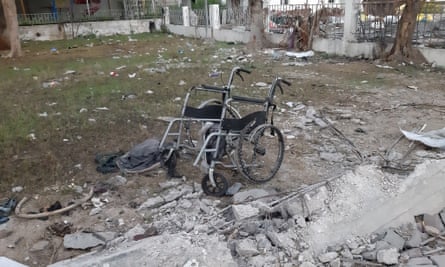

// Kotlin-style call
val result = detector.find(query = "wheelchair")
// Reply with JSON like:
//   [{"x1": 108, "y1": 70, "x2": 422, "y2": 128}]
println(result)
[{"x1": 159, "y1": 67, "x2": 291, "y2": 196}]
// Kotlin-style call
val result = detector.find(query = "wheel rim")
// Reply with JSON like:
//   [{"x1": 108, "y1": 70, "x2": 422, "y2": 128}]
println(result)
[
  {"x1": 201, "y1": 172, "x2": 228, "y2": 196},
  {"x1": 237, "y1": 124, "x2": 284, "y2": 183}
]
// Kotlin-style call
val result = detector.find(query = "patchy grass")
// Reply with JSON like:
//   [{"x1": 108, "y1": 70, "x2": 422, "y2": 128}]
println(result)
[{"x1": 0, "y1": 33, "x2": 252, "y2": 194}]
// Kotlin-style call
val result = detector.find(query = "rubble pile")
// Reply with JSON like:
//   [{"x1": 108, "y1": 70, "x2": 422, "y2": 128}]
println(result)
[{"x1": 45, "y1": 158, "x2": 445, "y2": 267}]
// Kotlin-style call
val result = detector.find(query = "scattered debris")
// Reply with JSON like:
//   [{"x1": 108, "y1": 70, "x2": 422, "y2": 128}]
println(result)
[{"x1": 401, "y1": 127, "x2": 445, "y2": 149}]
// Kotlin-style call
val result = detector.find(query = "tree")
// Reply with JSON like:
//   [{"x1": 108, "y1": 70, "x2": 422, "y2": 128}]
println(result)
[
  {"x1": 0, "y1": 0, "x2": 22, "y2": 57},
  {"x1": 248, "y1": 0, "x2": 270, "y2": 50},
  {"x1": 386, "y1": 0, "x2": 426, "y2": 63}
]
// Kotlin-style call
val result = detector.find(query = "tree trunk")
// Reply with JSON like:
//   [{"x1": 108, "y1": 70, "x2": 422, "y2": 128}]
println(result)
[
  {"x1": 1, "y1": 0, "x2": 22, "y2": 57},
  {"x1": 248, "y1": 0, "x2": 269, "y2": 50},
  {"x1": 386, "y1": 0, "x2": 425, "y2": 63}
]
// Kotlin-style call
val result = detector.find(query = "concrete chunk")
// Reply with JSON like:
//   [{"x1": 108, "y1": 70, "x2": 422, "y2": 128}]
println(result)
[
  {"x1": 318, "y1": 252, "x2": 338, "y2": 263},
  {"x1": 407, "y1": 257, "x2": 433, "y2": 265},
  {"x1": 405, "y1": 228, "x2": 422, "y2": 248},
  {"x1": 431, "y1": 255, "x2": 445, "y2": 267},
  {"x1": 236, "y1": 239, "x2": 260, "y2": 257},
  {"x1": 266, "y1": 231, "x2": 297, "y2": 250},
  {"x1": 376, "y1": 248, "x2": 399, "y2": 265},
  {"x1": 232, "y1": 204, "x2": 260, "y2": 221},
  {"x1": 138, "y1": 196, "x2": 164, "y2": 210},
  {"x1": 232, "y1": 189, "x2": 271, "y2": 203},
  {"x1": 423, "y1": 213, "x2": 445, "y2": 232},
  {"x1": 383, "y1": 229, "x2": 405, "y2": 251},
  {"x1": 63, "y1": 232, "x2": 105, "y2": 250}
]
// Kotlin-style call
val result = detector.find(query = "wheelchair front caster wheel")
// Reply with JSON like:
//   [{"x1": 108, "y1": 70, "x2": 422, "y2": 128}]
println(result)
[{"x1": 201, "y1": 172, "x2": 228, "y2": 197}]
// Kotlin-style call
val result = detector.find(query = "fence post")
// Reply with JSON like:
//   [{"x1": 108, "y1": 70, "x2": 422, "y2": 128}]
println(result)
[
  {"x1": 343, "y1": 0, "x2": 358, "y2": 42},
  {"x1": 209, "y1": 4, "x2": 220, "y2": 30},
  {"x1": 182, "y1": 6, "x2": 190, "y2": 26},
  {"x1": 164, "y1": 6, "x2": 170, "y2": 25}
]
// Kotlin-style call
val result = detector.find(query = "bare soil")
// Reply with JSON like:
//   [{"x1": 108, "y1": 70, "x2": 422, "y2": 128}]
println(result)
[{"x1": 0, "y1": 35, "x2": 444, "y2": 266}]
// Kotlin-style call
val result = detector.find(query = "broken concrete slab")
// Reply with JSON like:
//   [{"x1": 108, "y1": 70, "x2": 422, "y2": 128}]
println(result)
[
  {"x1": 430, "y1": 254, "x2": 445, "y2": 267},
  {"x1": 50, "y1": 233, "x2": 236, "y2": 267},
  {"x1": 0, "y1": 257, "x2": 29, "y2": 267},
  {"x1": 63, "y1": 232, "x2": 105, "y2": 250},
  {"x1": 305, "y1": 160, "x2": 445, "y2": 253}
]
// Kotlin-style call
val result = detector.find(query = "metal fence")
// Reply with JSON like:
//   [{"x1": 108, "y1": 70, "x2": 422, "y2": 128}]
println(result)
[
  {"x1": 355, "y1": 1, "x2": 445, "y2": 48},
  {"x1": 18, "y1": 3, "x2": 162, "y2": 26},
  {"x1": 169, "y1": 7, "x2": 183, "y2": 25},
  {"x1": 221, "y1": 6, "x2": 250, "y2": 27},
  {"x1": 267, "y1": 4, "x2": 345, "y2": 39}
]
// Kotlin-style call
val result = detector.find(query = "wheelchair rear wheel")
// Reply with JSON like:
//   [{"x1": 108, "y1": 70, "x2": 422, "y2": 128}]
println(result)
[{"x1": 237, "y1": 124, "x2": 284, "y2": 183}]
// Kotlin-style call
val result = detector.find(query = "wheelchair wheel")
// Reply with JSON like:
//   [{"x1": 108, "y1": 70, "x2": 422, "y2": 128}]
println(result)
[
  {"x1": 201, "y1": 172, "x2": 228, "y2": 197},
  {"x1": 237, "y1": 124, "x2": 284, "y2": 183}
]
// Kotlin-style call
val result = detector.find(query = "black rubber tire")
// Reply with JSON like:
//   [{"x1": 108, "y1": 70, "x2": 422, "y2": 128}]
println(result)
[
  {"x1": 201, "y1": 172, "x2": 228, "y2": 197},
  {"x1": 237, "y1": 124, "x2": 284, "y2": 183}
]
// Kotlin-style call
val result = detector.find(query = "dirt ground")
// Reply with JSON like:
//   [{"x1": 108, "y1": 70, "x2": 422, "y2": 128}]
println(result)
[{"x1": 1, "y1": 35, "x2": 444, "y2": 266}]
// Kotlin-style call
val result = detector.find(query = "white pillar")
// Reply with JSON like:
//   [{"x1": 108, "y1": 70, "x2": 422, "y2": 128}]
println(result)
[
  {"x1": 209, "y1": 4, "x2": 220, "y2": 30},
  {"x1": 182, "y1": 6, "x2": 190, "y2": 26},
  {"x1": 164, "y1": 6, "x2": 170, "y2": 25},
  {"x1": 343, "y1": 0, "x2": 358, "y2": 42}
]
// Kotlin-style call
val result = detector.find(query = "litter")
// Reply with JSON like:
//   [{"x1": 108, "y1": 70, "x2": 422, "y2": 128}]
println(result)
[
  {"x1": 285, "y1": 50, "x2": 315, "y2": 58},
  {"x1": 401, "y1": 127, "x2": 445, "y2": 149}
]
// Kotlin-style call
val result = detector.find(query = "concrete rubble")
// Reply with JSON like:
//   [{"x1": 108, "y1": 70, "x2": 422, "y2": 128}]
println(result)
[{"x1": 45, "y1": 158, "x2": 445, "y2": 267}]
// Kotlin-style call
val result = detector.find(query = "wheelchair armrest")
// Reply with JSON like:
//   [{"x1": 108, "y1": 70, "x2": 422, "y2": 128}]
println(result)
[
  {"x1": 232, "y1": 95, "x2": 265, "y2": 104},
  {"x1": 199, "y1": 84, "x2": 228, "y2": 93}
]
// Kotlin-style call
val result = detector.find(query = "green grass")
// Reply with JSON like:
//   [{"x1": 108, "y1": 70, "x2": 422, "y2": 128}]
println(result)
[{"x1": 0, "y1": 33, "x2": 250, "y2": 193}]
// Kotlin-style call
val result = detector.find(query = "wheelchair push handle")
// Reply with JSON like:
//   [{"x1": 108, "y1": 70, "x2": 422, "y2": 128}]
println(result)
[{"x1": 270, "y1": 77, "x2": 291, "y2": 99}]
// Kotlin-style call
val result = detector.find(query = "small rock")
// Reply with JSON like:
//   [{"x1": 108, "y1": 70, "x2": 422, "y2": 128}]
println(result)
[
  {"x1": 106, "y1": 175, "x2": 127, "y2": 187},
  {"x1": 226, "y1": 182, "x2": 242, "y2": 196},
  {"x1": 236, "y1": 239, "x2": 260, "y2": 257},
  {"x1": 320, "y1": 152, "x2": 344, "y2": 163},
  {"x1": 300, "y1": 262, "x2": 316, "y2": 267},
  {"x1": 383, "y1": 229, "x2": 405, "y2": 251},
  {"x1": 318, "y1": 252, "x2": 338, "y2": 263},
  {"x1": 161, "y1": 188, "x2": 184, "y2": 202},
  {"x1": 407, "y1": 257, "x2": 433, "y2": 265},
  {"x1": 158, "y1": 180, "x2": 182, "y2": 190},
  {"x1": 255, "y1": 234, "x2": 272, "y2": 252},
  {"x1": 138, "y1": 196, "x2": 164, "y2": 210},
  {"x1": 12, "y1": 186, "x2": 23, "y2": 193},
  {"x1": 377, "y1": 248, "x2": 399, "y2": 265},
  {"x1": 405, "y1": 228, "x2": 423, "y2": 248},
  {"x1": 124, "y1": 224, "x2": 145, "y2": 240},
  {"x1": 30, "y1": 240, "x2": 50, "y2": 252},
  {"x1": 232, "y1": 189, "x2": 271, "y2": 203},
  {"x1": 232, "y1": 204, "x2": 259, "y2": 221},
  {"x1": 179, "y1": 80, "x2": 186, "y2": 86},
  {"x1": 330, "y1": 258, "x2": 341, "y2": 267},
  {"x1": 266, "y1": 230, "x2": 297, "y2": 250},
  {"x1": 423, "y1": 213, "x2": 445, "y2": 232},
  {"x1": 362, "y1": 251, "x2": 377, "y2": 261},
  {"x1": 255, "y1": 82, "x2": 268, "y2": 87},
  {"x1": 89, "y1": 207, "x2": 102, "y2": 216}
]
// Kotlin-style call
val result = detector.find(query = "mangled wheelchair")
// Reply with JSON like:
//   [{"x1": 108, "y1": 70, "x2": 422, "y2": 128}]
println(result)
[{"x1": 159, "y1": 67, "x2": 291, "y2": 196}]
